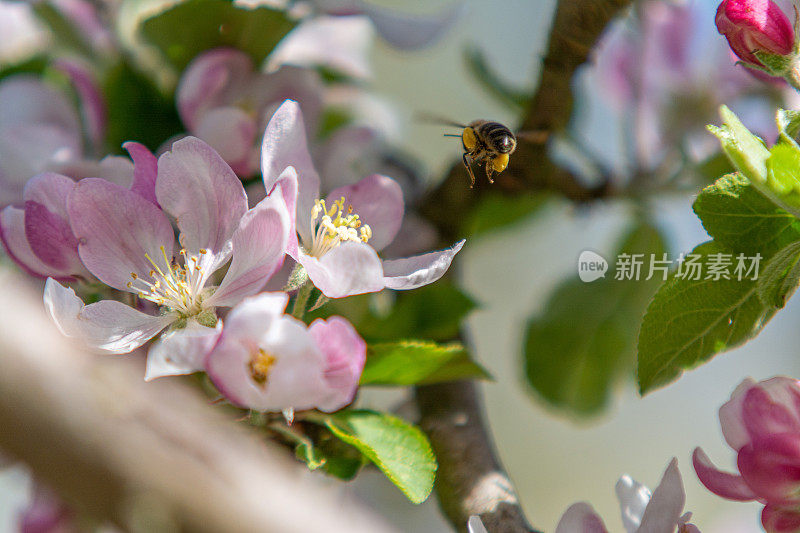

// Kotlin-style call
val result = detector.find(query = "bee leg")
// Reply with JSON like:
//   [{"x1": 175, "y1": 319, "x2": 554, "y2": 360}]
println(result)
[
  {"x1": 485, "y1": 160, "x2": 495, "y2": 184},
  {"x1": 462, "y1": 153, "x2": 476, "y2": 188}
]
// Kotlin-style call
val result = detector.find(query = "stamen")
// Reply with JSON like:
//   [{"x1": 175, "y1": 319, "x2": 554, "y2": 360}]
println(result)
[
  {"x1": 249, "y1": 348, "x2": 277, "y2": 386},
  {"x1": 305, "y1": 197, "x2": 373, "y2": 257}
]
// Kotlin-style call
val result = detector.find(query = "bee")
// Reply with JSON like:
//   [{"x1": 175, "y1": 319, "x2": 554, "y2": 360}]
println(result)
[{"x1": 439, "y1": 119, "x2": 517, "y2": 187}]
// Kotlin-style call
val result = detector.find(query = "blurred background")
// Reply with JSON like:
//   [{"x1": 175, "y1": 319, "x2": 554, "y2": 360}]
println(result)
[{"x1": 0, "y1": 0, "x2": 796, "y2": 531}]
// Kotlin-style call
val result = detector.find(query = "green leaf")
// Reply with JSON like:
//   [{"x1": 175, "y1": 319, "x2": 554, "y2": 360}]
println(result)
[
  {"x1": 291, "y1": 424, "x2": 366, "y2": 479},
  {"x1": 466, "y1": 192, "x2": 551, "y2": 237},
  {"x1": 306, "y1": 281, "x2": 476, "y2": 342},
  {"x1": 777, "y1": 108, "x2": 800, "y2": 141},
  {"x1": 709, "y1": 105, "x2": 770, "y2": 184},
  {"x1": 361, "y1": 340, "x2": 490, "y2": 386},
  {"x1": 0, "y1": 56, "x2": 48, "y2": 83},
  {"x1": 525, "y1": 222, "x2": 666, "y2": 415},
  {"x1": 140, "y1": 0, "x2": 295, "y2": 71},
  {"x1": 326, "y1": 410, "x2": 436, "y2": 504},
  {"x1": 637, "y1": 241, "x2": 775, "y2": 394},
  {"x1": 757, "y1": 240, "x2": 800, "y2": 309},
  {"x1": 767, "y1": 143, "x2": 800, "y2": 198},
  {"x1": 101, "y1": 62, "x2": 183, "y2": 153},
  {"x1": 693, "y1": 173, "x2": 800, "y2": 258}
]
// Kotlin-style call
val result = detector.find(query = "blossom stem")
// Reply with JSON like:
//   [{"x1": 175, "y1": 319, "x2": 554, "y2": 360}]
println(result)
[{"x1": 291, "y1": 281, "x2": 314, "y2": 319}]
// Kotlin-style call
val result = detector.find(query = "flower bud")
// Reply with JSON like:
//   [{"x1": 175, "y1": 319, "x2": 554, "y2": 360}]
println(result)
[
  {"x1": 694, "y1": 377, "x2": 800, "y2": 530},
  {"x1": 715, "y1": 0, "x2": 795, "y2": 67}
]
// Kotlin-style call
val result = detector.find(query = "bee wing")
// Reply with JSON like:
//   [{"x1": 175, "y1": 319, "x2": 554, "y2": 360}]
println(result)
[{"x1": 415, "y1": 111, "x2": 466, "y2": 129}]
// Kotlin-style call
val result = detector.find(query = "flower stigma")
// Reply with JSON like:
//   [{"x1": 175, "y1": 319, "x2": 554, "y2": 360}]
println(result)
[
  {"x1": 305, "y1": 197, "x2": 372, "y2": 257},
  {"x1": 249, "y1": 348, "x2": 277, "y2": 386}
]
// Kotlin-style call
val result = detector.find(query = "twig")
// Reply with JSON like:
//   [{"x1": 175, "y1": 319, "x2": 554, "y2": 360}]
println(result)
[
  {"x1": 0, "y1": 269, "x2": 396, "y2": 533},
  {"x1": 415, "y1": 0, "x2": 634, "y2": 531}
]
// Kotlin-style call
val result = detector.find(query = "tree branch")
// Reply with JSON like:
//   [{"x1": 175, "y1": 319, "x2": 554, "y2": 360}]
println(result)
[
  {"x1": 0, "y1": 270, "x2": 395, "y2": 533},
  {"x1": 416, "y1": 382, "x2": 538, "y2": 533},
  {"x1": 415, "y1": 0, "x2": 634, "y2": 531}
]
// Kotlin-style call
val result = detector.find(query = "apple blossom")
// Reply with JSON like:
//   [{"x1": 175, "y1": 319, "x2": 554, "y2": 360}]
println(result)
[
  {"x1": 205, "y1": 292, "x2": 365, "y2": 412},
  {"x1": 693, "y1": 376, "x2": 800, "y2": 532},
  {"x1": 716, "y1": 0, "x2": 795, "y2": 68},
  {"x1": 176, "y1": 48, "x2": 323, "y2": 176},
  {"x1": 261, "y1": 100, "x2": 464, "y2": 299},
  {"x1": 44, "y1": 137, "x2": 290, "y2": 380}
]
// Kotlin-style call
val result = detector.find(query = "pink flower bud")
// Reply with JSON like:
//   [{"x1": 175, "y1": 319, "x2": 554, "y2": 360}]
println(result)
[{"x1": 715, "y1": 0, "x2": 795, "y2": 66}]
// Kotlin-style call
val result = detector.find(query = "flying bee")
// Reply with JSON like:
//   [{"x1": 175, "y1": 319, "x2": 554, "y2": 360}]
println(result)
[{"x1": 440, "y1": 119, "x2": 517, "y2": 188}]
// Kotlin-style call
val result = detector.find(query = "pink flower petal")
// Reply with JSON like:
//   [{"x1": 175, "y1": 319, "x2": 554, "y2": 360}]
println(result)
[
  {"x1": 313, "y1": 125, "x2": 380, "y2": 190},
  {"x1": 308, "y1": 316, "x2": 366, "y2": 412},
  {"x1": 206, "y1": 194, "x2": 289, "y2": 308},
  {"x1": 18, "y1": 484, "x2": 74, "y2": 533},
  {"x1": 300, "y1": 242, "x2": 384, "y2": 298},
  {"x1": 359, "y1": 1, "x2": 464, "y2": 50},
  {"x1": 327, "y1": 174, "x2": 403, "y2": 252},
  {"x1": 692, "y1": 447, "x2": 757, "y2": 501},
  {"x1": 555, "y1": 502, "x2": 608, "y2": 533},
  {"x1": 0, "y1": 124, "x2": 81, "y2": 206},
  {"x1": 54, "y1": 155, "x2": 135, "y2": 189},
  {"x1": 0, "y1": 206, "x2": 72, "y2": 279},
  {"x1": 44, "y1": 278, "x2": 173, "y2": 353},
  {"x1": 205, "y1": 293, "x2": 328, "y2": 412},
  {"x1": 177, "y1": 48, "x2": 254, "y2": 130},
  {"x1": 0, "y1": 75, "x2": 81, "y2": 134},
  {"x1": 637, "y1": 458, "x2": 685, "y2": 532},
  {"x1": 156, "y1": 136, "x2": 247, "y2": 270},
  {"x1": 261, "y1": 100, "x2": 321, "y2": 227},
  {"x1": 720, "y1": 377, "x2": 759, "y2": 450},
  {"x1": 68, "y1": 178, "x2": 174, "y2": 292},
  {"x1": 382, "y1": 239, "x2": 465, "y2": 290},
  {"x1": 145, "y1": 320, "x2": 222, "y2": 381},
  {"x1": 54, "y1": 59, "x2": 106, "y2": 152},
  {"x1": 194, "y1": 106, "x2": 258, "y2": 176},
  {"x1": 741, "y1": 378, "x2": 800, "y2": 445},
  {"x1": 738, "y1": 433, "x2": 800, "y2": 506},
  {"x1": 762, "y1": 504, "x2": 800, "y2": 533},
  {"x1": 252, "y1": 66, "x2": 325, "y2": 133},
  {"x1": 123, "y1": 141, "x2": 158, "y2": 205},
  {"x1": 267, "y1": 16, "x2": 374, "y2": 79},
  {"x1": 273, "y1": 166, "x2": 300, "y2": 258},
  {"x1": 22, "y1": 173, "x2": 84, "y2": 275}
]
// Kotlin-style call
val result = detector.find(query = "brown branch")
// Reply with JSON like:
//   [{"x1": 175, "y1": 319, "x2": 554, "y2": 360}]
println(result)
[
  {"x1": 415, "y1": 0, "x2": 634, "y2": 531},
  {"x1": 416, "y1": 382, "x2": 538, "y2": 533},
  {"x1": 0, "y1": 270, "x2": 396, "y2": 533}
]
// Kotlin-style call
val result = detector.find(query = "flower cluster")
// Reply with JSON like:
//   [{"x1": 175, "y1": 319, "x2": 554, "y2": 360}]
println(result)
[{"x1": 0, "y1": 95, "x2": 462, "y2": 413}]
